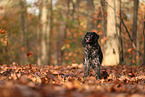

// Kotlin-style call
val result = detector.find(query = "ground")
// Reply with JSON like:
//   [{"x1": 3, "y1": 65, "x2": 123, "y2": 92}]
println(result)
[{"x1": 0, "y1": 63, "x2": 144, "y2": 97}]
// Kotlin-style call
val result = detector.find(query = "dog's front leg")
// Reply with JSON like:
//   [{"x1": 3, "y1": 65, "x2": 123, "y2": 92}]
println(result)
[
  {"x1": 92, "y1": 58, "x2": 101, "y2": 79},
  {"x1": 83, "y1": 59, "x2": 90, "y2": 77}
]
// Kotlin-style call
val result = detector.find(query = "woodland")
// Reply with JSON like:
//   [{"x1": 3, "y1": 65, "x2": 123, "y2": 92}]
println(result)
[{"x1": 0, "y1": 0, "x2": 145, "y2": 97}]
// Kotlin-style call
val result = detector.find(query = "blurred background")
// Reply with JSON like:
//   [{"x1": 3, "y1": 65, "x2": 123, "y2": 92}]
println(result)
[{"x1": 0, "y1": 0, "x2": 144, "y2": 66}]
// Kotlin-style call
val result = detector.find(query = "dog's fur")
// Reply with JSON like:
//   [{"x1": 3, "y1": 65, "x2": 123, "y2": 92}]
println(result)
[{"x1": 82, "y1": 32, "x2": 103, "y2": 79}]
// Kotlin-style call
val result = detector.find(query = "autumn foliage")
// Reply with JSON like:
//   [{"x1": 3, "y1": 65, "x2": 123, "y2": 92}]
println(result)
[
  {"x1": 0, "y1": 0, "x2": 145, "y2": 96},
  {"x1": 0, "y1": 29, "x2": 5, "y2": 34},
  {"x1": 0, "y1": 63, "x2": 144, "y2": 97},
  {"x1": 0, "y1": 29, "x2": 7, "y2": 46}
]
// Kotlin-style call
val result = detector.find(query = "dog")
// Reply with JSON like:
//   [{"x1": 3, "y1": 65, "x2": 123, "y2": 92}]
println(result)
[{"x1": 82, "y1": 32, "x2": 103, "y2": 79}]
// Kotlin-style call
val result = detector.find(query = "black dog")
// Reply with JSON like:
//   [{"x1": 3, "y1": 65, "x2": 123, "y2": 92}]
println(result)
[{"x1": 82, "y1": 32, "x2": 103, "y2": 79}]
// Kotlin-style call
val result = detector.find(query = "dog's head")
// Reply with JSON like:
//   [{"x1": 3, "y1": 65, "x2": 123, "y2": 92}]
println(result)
[{"x1": 82, "y1": 32, "x2": 99, "y2": 47}]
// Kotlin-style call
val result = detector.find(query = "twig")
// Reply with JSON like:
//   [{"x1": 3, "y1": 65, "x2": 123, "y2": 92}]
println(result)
[
  {"x1": 121, "y1": 18, "x2": 142, "y2": 58},
  {"x1": 120, "y1": 18, "x2": 135, "y2": 48},
  {"x1": 143, "y1": 16, "x2": 145, "y2": 65}
]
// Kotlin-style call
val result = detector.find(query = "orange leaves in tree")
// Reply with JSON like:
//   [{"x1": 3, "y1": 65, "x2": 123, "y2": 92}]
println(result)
[
  {"x1": 101, "y1": 37, "x2": 108, "y2": 44},
  {"x1": 132, "y1": 59, "x2": 136, "y2": 63},
  {"x1": 0, "y1": 28, "x2": 8, "y2": 46},
  {"x1": 97, "y1": 24, "x2": 101, "y2": 28},
  {"x1": 27, "y1": 52, "x2": 32, "y2": 57},
  {"x1": 61, "y1": 44, "x2": 70, "y2": 50},
  {"x1": 66, "y1": 44, "x2": 70, "y2": 48},
  {"x1": 4, "y1": 35, "x2": 8, "y2": 46},
  {"x1": 0, "y1": 29, "x2": 5, "y2": 34},
  {"x1": 127, "y1": 48, "x2": 137, "y2": 55},
  {"x1": 127, "y1": 48, "x2": 133, "y2": 53}
]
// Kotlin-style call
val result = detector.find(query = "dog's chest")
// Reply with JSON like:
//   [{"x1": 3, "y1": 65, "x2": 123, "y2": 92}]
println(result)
[{"x1": 85, "y1": 45, "x2": 99, "y2": 58}]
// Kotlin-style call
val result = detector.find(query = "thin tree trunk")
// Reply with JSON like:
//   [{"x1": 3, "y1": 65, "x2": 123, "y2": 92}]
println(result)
[
  {"x1": 74, "y1": 0, "x2": 80, "y2": 20},
  {"x1": 70, "y1": 0, "x2": 80, "y2": 23},
  {"x1": 41, "y1": 0, "x2": 48, "y2": 65},
  {"x1": 75, "y1": 0, "x2": 80, "y2": 11},
  {"x1": 46, "y1": 0, "x2": 51, "y2": 65},
  {"x1": 100, "y1": 0, "x2": 106, "y2": 36},
  {"x1": 57, "y1": 21, "x2": 66, "y2": 65},
  {"x1": 100, "y1": 0, "x2": 107, "y2": 54},
  {"x1": 56, "y1": 1, "x2": 67, "y2": 65},
  {"x1": 119, "y1": 0, "x2": 124, "y2": 64},
  {"x1": 20, "y1": 0, "x2": 27, "y2": 64},
  {"x1": 143, "y1": 15, "x2": 145, "y2": 65},
  {"x1": 37, "y1": 6, "x2": 41, "y2": 66},
  {"x1": 136, "y1": 25, "x2": 139, "y2": 65},
  {"x1": 48, "y1": 0, "x2": 53, "y2": 65},
  {"x1": 132, "y1": 0, "x2": 139, "y2": 65},
  {"x1": 87, "y1": 0, "x2": 95, "y2": 31},
  {"x1": 72, "y1": 0, "x2": 76, "y2": 20},
  {"x1": 103, "y1": 0, "x2": 120, "y2": 66}
]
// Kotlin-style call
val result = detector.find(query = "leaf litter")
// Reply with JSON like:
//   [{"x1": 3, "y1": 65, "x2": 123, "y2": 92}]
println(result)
[{"x1": 0, "y1": 64, "x2": 144, "y2": 97}]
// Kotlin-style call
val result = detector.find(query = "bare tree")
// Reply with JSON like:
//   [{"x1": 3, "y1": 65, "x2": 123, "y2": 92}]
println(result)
[
  {"x1": 75, "y1": 0, "x2": 80, "y2": 11},
  {"x1": 143, "y1": 16, "x2": 145, "y2": 65},
  {"x1": 103, "y1": 0, "x2": 120, "y2": 66},
  {"x1": 87, "y1": 0, "x2": 95, "y2": 31},
  {"x1": 20, "y1": 0, "x2": 27, "y2": 64},
  {"x1": 119, "y1": 0, "x2": 123, "y2": 64},
  {"x1": 40, "y1": 0, "x2": 48, "y2": 65},
  {"x1": 48, "y1": 0, "x2": 53, "y2": 65},
  {"x1": 56, "y1": 0, "x2": 67, "y2": 65},
  {"x1": 132, "y1": 0, "x2": 139, "y2": 65},
  {"x1": 100, "y1": 0, "x2": 106, "y2": 36},
  {"x1": 37, "y1": 4, "x2": 41, "y2": 66}
]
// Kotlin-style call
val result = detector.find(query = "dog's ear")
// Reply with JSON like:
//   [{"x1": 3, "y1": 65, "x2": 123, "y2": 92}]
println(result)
[
  {"x1": 93, "y1": 32, "x2": 99, "y2": 41},
  {"x1": 82, "y1": 32, "x2": 88, "y2": 47},
  {"x1": 82, "y1": 36, "x2": 86, "y2": 47}
]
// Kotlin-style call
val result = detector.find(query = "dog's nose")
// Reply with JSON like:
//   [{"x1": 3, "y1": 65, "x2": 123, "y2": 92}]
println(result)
[{"x1": 86, "y1": 37, "x2": 90, "y2": 40}]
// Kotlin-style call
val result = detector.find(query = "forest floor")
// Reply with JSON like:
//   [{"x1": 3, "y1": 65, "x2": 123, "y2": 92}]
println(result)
[{"x1": 0, "y1": 63, "x2": 144, "y2": 97}]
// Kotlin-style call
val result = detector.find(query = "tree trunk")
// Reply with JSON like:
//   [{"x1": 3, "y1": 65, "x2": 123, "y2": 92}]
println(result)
[
  {"x1": 75, "y1": 0, "x2": 80, "y2": 11},
  {"x1": 103, "y1": 0, "x2": 120, "y2": 66},
  {"x1": 100, "y1": 0, "x2": 107, "y2": 54},
  {"x1": 100, "y1": 0, "x2": 106, "y2": 36},
  {"x1": 87, "y1": 0, "x2": 95, "y2": 31},
  {"x1": 40, "y1": 0, "x2": 48, "y2": 65},
  {"x1": 143, "y1": 15, "x2": 145, "y2": 65},
  {"x1": 20, "y1": 0, "x2": 27, "y2": 64},
  {"x1": 56, "y1": 1, "x2": 67, "y2": 65},
  {"x1": 132, "y1": 0, "x2": 139, "y2": 65},
  {"x1": 73, "y1": 0, "x2": 80, "y2": 21},
  {"x1": 46, "y1": 0, "x2": 52, "y2": 65},
  {"x1": 57, "y1": 21, "x2": 66, "y2": 65},
  {"x1": 48, "y1": 0, "x2": 53, "y2": 65},
  {"x1": 37, "y1": 5, "x2": 41, "y2": 66},
  {"x1": 119, "y1": 0, "x2": 124, "y2": 64}
]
